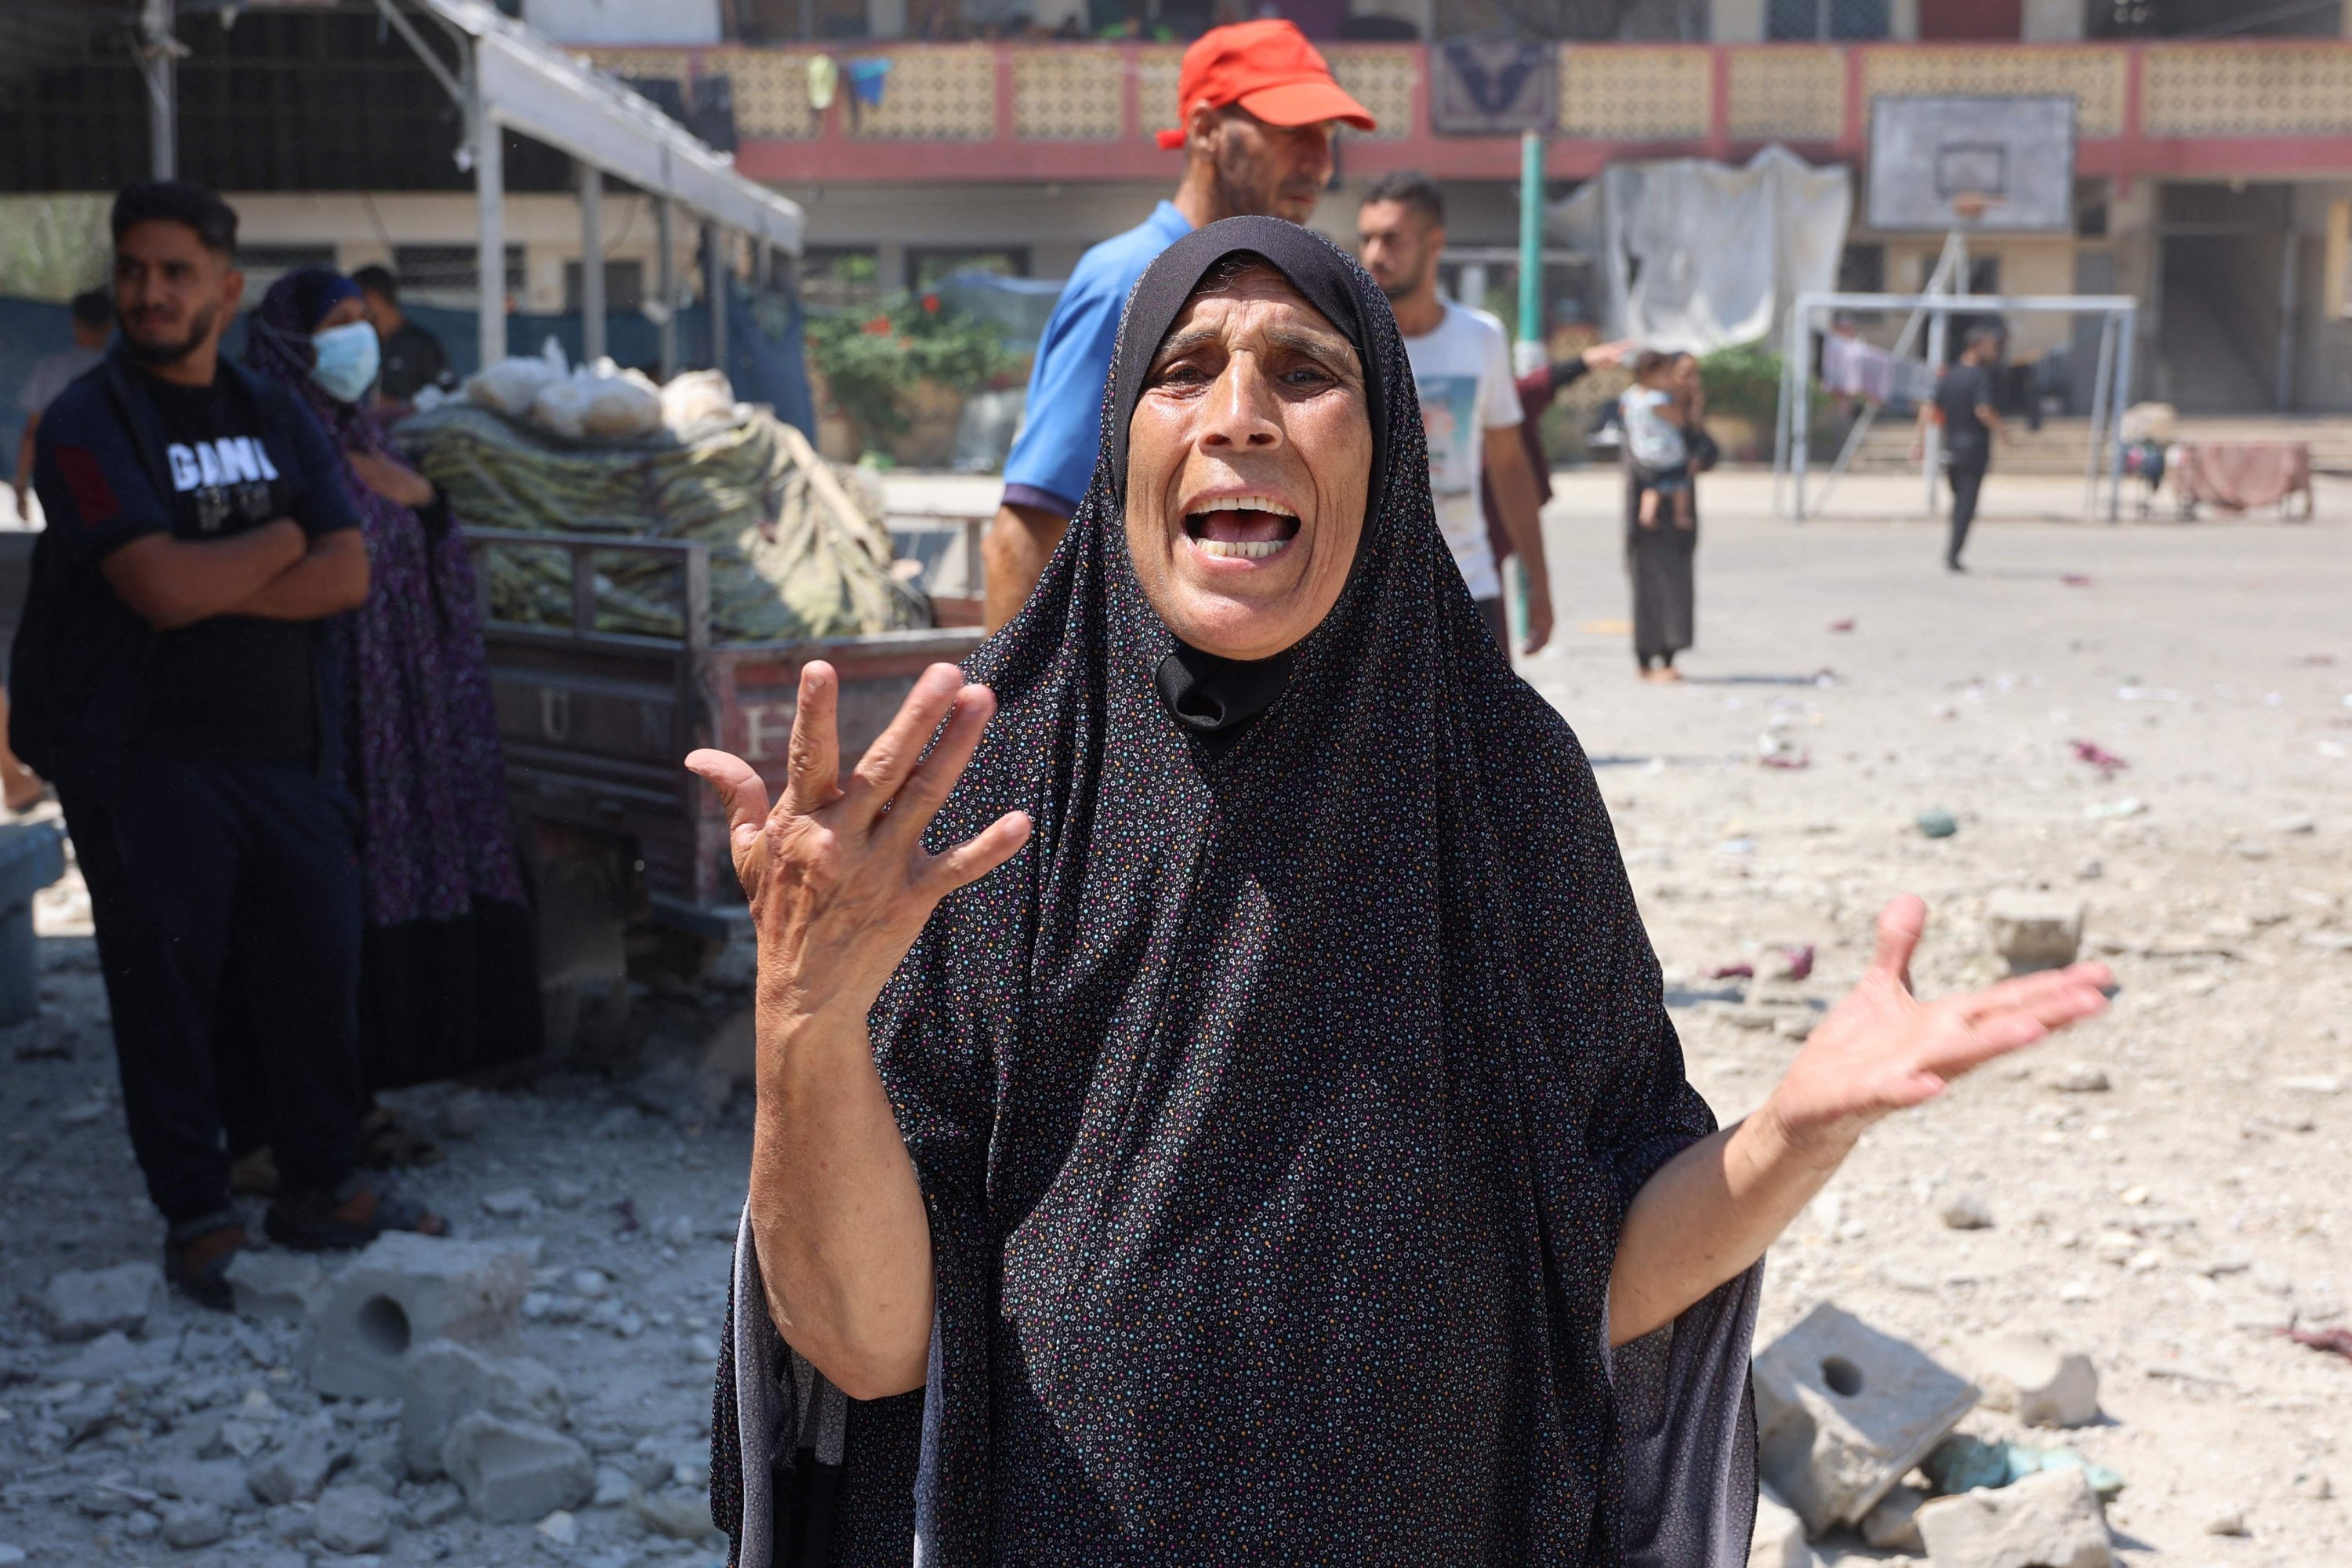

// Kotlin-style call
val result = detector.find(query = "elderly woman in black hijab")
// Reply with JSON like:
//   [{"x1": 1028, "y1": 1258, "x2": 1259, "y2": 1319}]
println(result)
[{"x1": 687, "y1": 220, "x2": 2111, "y2": 1566}]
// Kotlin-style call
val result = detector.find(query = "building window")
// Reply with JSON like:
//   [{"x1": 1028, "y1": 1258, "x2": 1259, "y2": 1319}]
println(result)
[
  {"x1": 391, "y1": 244, "x2": 527, "y2": 298},
  {"x1": 1767, "y1": 0, "x2": 1890, "y2": 39},
  {"x1": 1838, "y1": 243, "x2": 1886, "y2": 296},
  {"x1": 906, "y1": 247, "x2": 1031, "y2": 293},
  {"x1": 1920, "y1": 255, "x2": 2001, "y2": 295}
]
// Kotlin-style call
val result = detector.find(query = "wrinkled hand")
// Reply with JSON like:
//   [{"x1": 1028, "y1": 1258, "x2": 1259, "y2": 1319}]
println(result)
[
  {"x1": 1762, "y1": 895, "x2": 2111, "y2": 1163},
  {"x1": 684, "y1": 662, "x2": 1030, "y2": 1020}
]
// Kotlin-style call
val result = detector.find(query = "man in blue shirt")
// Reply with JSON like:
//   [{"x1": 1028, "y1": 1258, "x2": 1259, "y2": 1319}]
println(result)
[{"x1": 983, "y1": 20, "x2": 1374, "y2": 628}]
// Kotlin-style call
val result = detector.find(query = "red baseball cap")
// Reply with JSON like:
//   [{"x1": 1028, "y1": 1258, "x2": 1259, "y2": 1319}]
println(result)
[{"x1": 1155, "y1": 20, "x2": 1376, "y2": 151}]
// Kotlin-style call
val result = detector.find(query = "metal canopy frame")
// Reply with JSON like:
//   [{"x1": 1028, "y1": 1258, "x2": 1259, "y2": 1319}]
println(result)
[
  {"x1": 373, "y1": 0, "x2": 804, "y2": 368},
  {"x1": 1773, "y1": 290, "x2": 2140, "y2": 525}
]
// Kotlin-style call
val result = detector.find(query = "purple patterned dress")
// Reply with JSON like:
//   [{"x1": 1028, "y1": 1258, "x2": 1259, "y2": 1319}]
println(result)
[{"x1": 247, "y1": 271, "x2": 541, "y2": 1086}]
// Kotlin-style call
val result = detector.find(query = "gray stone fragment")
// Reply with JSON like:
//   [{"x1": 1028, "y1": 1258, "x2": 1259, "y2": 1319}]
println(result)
[
  {"x1": 1914, "y1": 1466, "x2": 2114, "y2": 1568},
  {"x1": 1939, "y1": 1191, "x2": 1995, "y2": 1230},
  {"x1": 299, "y1": 1232, "x2": 537, "y2": 1399},
  {"x1": 1751, "y1": 1301, "x2": 1979, "y2": 1535},
  {"x1": 312, "y1": 1481, "x2": 395, "y2": 1554},
  {"x1": 159, "y1": 1500, "x2": 227, "y2": 1548},
  {"x1": 41, "y1": 1261, "x2": 167, "y2": 1341},
  {"x1": 1749, "y1": 1484, "x2": 1817, "y2": 1568},
  {"x1": 143, "y1": 1456, "x2": 255, "y2": 1513},
  {"x1": 1860, "y1": 1483, "x2": 1927, "y2": 1551},
  {"x1": 226, "y1": 1251, "x2": 324, "y2": 1322},
  {"x1": 1968, "y1": 1335, "x2": 2102, "y2": 1428},
  {"x1": 246, "y1": 1410, "x2": 347, "y2": 1504},
  {"x1": 399, "y1": 1338, "x2": 570, "y2": 1480},
  {"x1": 407, "y1": 1479, "x2": 466, "y2": 1527},
  {"x1": 441, "y1": 1413, "x2": 593, "y2": 1524},
  {"x1": 1986, "y1": 891, "x2": 2086, "y2": 974}
]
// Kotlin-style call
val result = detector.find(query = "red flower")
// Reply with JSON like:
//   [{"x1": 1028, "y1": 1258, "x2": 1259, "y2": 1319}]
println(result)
[
  {"x1": 921, "y1": 293, "x2": 941, "y2": 314},
  {"x1": 862, "y1": 314, "x2": 892, "y2": 336}
]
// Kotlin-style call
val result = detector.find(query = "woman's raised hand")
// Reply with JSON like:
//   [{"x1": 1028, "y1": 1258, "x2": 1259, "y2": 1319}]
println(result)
[
  {"x1": 684, "y1": 661, "x2": 1031, "y2": 1021},
  {"x1": 1762, "y1": 895, "x2": 2114, "y2": 1163}
]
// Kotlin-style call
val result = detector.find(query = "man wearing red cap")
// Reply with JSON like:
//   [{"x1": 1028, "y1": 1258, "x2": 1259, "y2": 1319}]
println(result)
[{"x1": 981, "y1": 20, "x2": 1374, "y2": 630}]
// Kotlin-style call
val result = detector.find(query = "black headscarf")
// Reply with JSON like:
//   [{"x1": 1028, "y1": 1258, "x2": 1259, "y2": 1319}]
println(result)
[{"x1": 713, "y1": 216, "x2": 1758, "y2": 1566}]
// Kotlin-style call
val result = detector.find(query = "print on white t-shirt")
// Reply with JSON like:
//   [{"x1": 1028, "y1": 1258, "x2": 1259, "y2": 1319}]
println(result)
[{"x1": 1399, "y1": 301, "x2": 1520, "y2": 604}]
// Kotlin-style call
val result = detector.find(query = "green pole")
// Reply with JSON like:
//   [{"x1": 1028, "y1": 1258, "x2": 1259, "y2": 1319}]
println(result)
[
  {"x1": 1516, "y1": 128, "x2": 1544, "y2": 375},
  {"x1": 1509, "y1": 128, "x2": 1545, "y2": 648}
]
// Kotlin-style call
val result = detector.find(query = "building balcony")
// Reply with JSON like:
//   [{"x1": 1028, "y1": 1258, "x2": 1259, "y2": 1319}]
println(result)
[{"x1": 566, "y1": 38, "x2": 2352, "y2": 187}]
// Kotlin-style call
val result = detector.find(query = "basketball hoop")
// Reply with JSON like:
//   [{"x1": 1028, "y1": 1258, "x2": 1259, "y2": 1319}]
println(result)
[{"x1": 1951, "y1": 191, "x2": 2002, "y2": 225}]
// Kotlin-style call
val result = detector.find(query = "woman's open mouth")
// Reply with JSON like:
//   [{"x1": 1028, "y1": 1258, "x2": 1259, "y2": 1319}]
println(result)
[{"x1": 1182, "y1": 495, "x2": 1300, "y2": 561}]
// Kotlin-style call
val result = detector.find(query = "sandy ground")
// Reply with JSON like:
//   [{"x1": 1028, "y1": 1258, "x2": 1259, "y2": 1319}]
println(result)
[{"x1": 0, "y1": 467, "x2": 2346, "y2": 1565}]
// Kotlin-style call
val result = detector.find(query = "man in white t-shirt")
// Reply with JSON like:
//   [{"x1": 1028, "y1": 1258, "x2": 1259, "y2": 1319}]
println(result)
[{"x1": 1357, "y1": 171, "x2": 1552, "y2": 656}]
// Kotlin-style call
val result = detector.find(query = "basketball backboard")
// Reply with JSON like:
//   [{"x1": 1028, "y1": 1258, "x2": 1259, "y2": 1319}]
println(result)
[{"x1": 1866, "y1": 95, "x2": 2077, "y2": 234}]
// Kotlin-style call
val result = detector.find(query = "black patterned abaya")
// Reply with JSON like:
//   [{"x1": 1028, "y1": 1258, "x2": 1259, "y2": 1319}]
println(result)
[{"x1": 712, "y1": 218, "x2": 1760, "y2": 1566}]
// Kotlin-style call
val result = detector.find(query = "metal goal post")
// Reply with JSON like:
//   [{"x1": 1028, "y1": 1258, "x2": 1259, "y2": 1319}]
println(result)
[{"x1": 1773, "y1": 291, "x2": 2140, "y2": 523}]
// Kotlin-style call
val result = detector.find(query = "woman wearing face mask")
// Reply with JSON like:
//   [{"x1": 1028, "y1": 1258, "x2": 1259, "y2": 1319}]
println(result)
[
  {"x1": 240, "y1": 270, "x2": 540, "y2": 1167},
  {"x1": 688, "y1": 219, "x2": 2115, "y2": 1564}
]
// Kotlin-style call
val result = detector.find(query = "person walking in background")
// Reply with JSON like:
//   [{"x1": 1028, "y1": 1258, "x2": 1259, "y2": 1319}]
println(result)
[
  {"x1": 981, "y1": 20, "x2": 1374, "y2": 629},
  {"x1": 1357, "y1": 170, "x2": 1553, "y2": 655},
  {"x1": 351, "y1": 264, "x2": 453, "y2": 411},
  {"x1": 13, "y1": 289, "x2": 114, "y2": 524},
  {"x1": 244, "y1": 267, "x2": 542, "y2": 1136},
  {"x1": 10, "y1": 183, "x2": 441, "y2": 1306},
  {"x1": 1912, "y1": 325, "x2": 2005, "y2": 572},
  {"x1": 1626, "y1": 350, "x2": 1711, "y2": 683}
]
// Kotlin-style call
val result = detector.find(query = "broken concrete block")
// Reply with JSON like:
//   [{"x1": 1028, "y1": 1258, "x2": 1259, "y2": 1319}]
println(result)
[
  {"x1": 311, "y1": 1481, "x2": 394, "y2": 1554},
  {"x1": 299, "y1": 1232, "x2": 536, "y2": 1399},
  {"x1": 40, "y1": 1261, "x2": 165, "y2": 1341},
  {"x1": 1914, "y1": 1466, "x2": 2114, "y2": 1568},
  {"x1": 400, "y1": 1338, "x2": 570, "y2": 1480},
  {"x1": 225, "y1": 1250, "x2": 321, "y2": 1322},
  {"x1": 1860, "y1": 1484, "x2": 1926, "y2": 1552},
  {"x1": 1749, "y1": 1484, "x2": 1817, "y2": 1568},
  {"x1": 1986, "y1": 892, "x2": 2085, "y2": 975},
  {"x1": 158, "y1": 1501, "x2": 227, "y2": 1549},
  {"x1": 245, "y1": 1410, "x2": 347, "y2": 1505},
  {"x1": 1969, "y1": 1335, "x2": 2101, "y2": 1428},
  {"x1": 1751, "y1": 1301, "x2": 1979, "y2": 1536},
  {"x1": 441, "y1": 1413, "x2": 593, "y2": 1524}
]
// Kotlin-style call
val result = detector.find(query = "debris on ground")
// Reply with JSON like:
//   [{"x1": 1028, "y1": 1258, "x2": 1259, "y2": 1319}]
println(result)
[
  {"x1": 1914, "y1": 1465, "x2": 2114, "y2": 1568},
  {"x1": 1923, "y1": 1433, "x2": 2125, "y2": 1501},
  {"x1": 2284, "y1": 1323, "x2": 2352, "y2": 1361},
  {"x1": 2070, "y1": 739, "x2": 2129, "y2": 778},
  {"x1": 1915, "y1": 807, "x2": 1960, "y2": 839},
  {"x1": 1829, "y1": 618, "x2": 1856, "y2": 633},
  {"x1": 1751, "y1": 1302, "x2": 1978, "y2": 1536},
  {"x1": 1965, "y1": 1335, "x2": 2102, "y2": 1427},
  {"x1": 1985, "y1": 891, "x2": 2086, "y2": 974},
  {"x1": 2061, "y1": 573, "x2": 2094, "y2": 587}
]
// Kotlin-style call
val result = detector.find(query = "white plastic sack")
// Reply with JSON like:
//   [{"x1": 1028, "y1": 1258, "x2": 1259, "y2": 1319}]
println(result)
[
  {"x1": 659, "y1": 369, "x2": 737, "y2": 432},
  {"x1": 582, "y1": 369, "x2": 664, "y2": 439},
  {"x1": 466, "y1": 357, "x2": 564, "y2": 418},
  {"x1": 528, "y1": 377, "x2": 592, "y2": 441}
]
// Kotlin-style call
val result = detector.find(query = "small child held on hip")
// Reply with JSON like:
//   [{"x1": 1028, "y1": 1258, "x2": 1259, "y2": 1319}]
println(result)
[{"x1": 1620, "y1": 350, "x2": 1692, "y2": 531}]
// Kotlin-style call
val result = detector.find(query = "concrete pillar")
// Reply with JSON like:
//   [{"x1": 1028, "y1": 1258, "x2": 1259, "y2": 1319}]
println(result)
[
  {"x1": 475, "y1": 104, "x2": 506, "y2": 366},
  {"x1": 1889, "y1": 0, "x2": 1919, "y2": 42},
  {"x1": 577, "y1": 162, "x2": 605, "y2": 365}
]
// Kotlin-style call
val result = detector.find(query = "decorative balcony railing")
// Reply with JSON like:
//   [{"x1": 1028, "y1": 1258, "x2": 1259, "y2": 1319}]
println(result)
[{"x1": 570, "y1": 39, "x2": 2352, "y2": 187}]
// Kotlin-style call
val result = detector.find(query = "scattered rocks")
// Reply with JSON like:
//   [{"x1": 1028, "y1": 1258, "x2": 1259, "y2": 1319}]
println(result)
[
  {"x1": 1915, "y1": 807, "x2": 1959, "y2": 839},
  {"x1": 441, "y1": 1412, "x2": 593, "y2": 1524},
  {"x1": 2047, "y1": 1062, "x2": 2111, "y2": 1094},
  {"x1": 1968, "y1": 1335, "x2": 2101, "y2": 1428},
  {"x1": 158, "y1": 1500, "x2": 227, "y2": 1549},
  {"x1": 535, "y1": 1507, "x2": 580, "y2": 1546},
  {"x1": 408, "y1": 1479, "x2": 466, "y2": 1527},
  {"x1": 1749, "y1": 1484, "x2": 1817, "y2": 1567},
  {"x1": 401, "y1": 1337, "x2": 570, "y2": 1480},
  {"x1": 1939, "y1": 1191, "x2": 1995, "y2": 1231},
  {"x1": 1913, "y1": 1465, "x2": 2114, "y2": 1568},
  {"x1": 311, "y1": 1480, "x2": 395, "y2": 1554},
  {"x1": 225, "y1": 1249, "x2": 323, "y2": 1321},
  {"x1": 2202, "y1": 1504, "x2": 2249, "y2": 1537},
  {"x1": 1986, "y1": 891, "x2": 2086, "y2": 974},
  {"x1": 1751, "y1": 1302, "x2": 1979, "y2": 1535},
  {"x1": 245, "y1": 1410, "x2": 347, "y2": 1505},
  {"x1": 300, "y1": 1232, "x2": 538, "y2": 1399},
  {"x1": 481, "y1": 1187, "x2": 542, "y2": 1219},
  {"x1": 1860, "y1": 1483, "x2": 1927, "y2": 1552},
  {"x1": 38, "y1": 1261, "x2": 165, "y2": 1341}
]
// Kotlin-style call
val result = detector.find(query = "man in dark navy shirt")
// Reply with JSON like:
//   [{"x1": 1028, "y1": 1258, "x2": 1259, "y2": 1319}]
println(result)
[
  {"x1": 13, "y1": 182, "x2": 441, "y2": 1306},
  {"x1": 1913, "y1": 325, "x2": 2007, "y2": 572}
]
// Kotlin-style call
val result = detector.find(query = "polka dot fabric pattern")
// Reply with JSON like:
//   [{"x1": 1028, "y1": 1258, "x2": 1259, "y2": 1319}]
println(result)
[{"x1": 713, "y1": 218, "x2": 1757, "y2": 1566}]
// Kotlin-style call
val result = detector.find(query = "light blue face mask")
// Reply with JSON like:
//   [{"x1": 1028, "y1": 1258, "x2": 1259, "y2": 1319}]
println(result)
[{"x1": 308, "y1": 320, "x2": 381, "y2": 404}]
